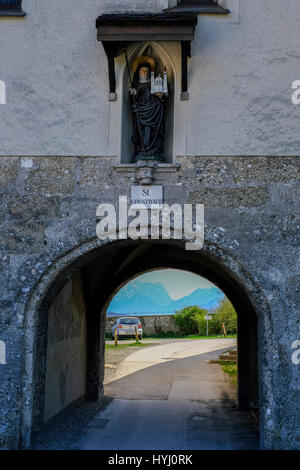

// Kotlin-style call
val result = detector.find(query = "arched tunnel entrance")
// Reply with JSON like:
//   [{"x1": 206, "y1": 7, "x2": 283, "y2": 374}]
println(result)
[{"x1": 22, "y1": 239, "x2": 261, "y2": 448}]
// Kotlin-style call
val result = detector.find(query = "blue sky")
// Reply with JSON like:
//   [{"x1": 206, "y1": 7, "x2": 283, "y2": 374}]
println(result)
[{"x1": 133, "y1": 269, "x2": 215, "y2": 300}]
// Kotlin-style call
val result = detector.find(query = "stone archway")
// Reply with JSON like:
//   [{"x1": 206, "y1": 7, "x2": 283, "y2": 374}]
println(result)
[{"x1": 20, "y1": 237, "x2": 273, "y2": 449}]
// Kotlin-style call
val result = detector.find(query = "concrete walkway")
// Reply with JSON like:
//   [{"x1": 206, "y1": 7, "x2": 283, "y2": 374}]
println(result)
[
  {"x1": 105, "y1": 338, "x2": 237, "y2": 400},
  {"x1": 73, "y1": 339, "x2": 259, "y2": 450}
]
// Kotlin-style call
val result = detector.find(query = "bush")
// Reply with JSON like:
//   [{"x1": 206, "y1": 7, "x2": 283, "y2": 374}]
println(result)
[{"x1": 173, "y1": 306, "x2": 207, "y2": 336}]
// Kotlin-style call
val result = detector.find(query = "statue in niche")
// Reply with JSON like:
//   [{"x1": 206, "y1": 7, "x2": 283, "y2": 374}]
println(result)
[{"x1": 129, "y1": 56, "x2": 168, "y2": 163}]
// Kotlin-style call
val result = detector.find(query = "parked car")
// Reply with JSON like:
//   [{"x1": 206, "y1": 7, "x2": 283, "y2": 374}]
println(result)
[{"x1": 112, "y1": 317, "x2": 143, "y2": 340}]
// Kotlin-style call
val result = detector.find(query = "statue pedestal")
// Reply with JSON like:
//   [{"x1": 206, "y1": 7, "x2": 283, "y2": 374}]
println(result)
[{"x1": 135, "y1": 160, "x2": 157, "y2": 185}]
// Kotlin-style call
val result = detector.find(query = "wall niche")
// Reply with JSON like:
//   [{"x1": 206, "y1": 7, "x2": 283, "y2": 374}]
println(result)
[
  {"x1": 121, "y1": 42, "x2": 175, "y2": 164},
  {"x1": 106, "y1": 41, "x2": 188, "y2": 164}
]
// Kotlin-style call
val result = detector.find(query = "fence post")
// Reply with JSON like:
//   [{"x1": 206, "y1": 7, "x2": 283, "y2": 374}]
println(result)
[
  {"x1": 114, "y1": 328, "x2": 118, "y2": 346},
  {"x1": 135, "y1": 326, "x2": 139, "y2": 343}
]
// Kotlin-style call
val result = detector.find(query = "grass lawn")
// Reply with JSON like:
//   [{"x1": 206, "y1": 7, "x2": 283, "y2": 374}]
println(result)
[
  {"x1": 220, "y1": 361, "x2": 237, "y2": 387},
  {"x1": 142, "y1": 334, "x2": 237, "y2": 340},
  {"x1": 105, "y1": 341, "x2": 157, "y2": 350}
]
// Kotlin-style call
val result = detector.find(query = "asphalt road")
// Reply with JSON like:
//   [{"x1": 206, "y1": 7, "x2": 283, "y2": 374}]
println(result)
[{"x1": 73, "y1": 339, "x2": 259, "y2": 450}]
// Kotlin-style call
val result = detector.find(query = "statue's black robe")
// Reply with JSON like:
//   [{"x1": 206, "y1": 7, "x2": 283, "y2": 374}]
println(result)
[{"x1": 130, "y1": 82, "x2": 167, "y2": 162}]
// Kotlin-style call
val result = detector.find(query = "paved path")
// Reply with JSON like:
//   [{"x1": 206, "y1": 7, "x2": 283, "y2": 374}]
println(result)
[
  {"x1": 106, "y1": 339, "x2": 236, "y2": 390},
  {"x1": 73, "y1": 339, "x2": 259, "y2": 450}
]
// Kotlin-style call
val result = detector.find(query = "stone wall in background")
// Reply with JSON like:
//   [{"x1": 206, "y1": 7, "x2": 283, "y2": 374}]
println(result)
[{"x1": 106, "y1": 315, "x2": 179, "y2": 336}]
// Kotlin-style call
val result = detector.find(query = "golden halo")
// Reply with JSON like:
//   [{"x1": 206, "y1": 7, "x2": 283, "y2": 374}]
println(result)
[{"x1": 132, "y1": 56, "x2": 155, "y2": 72}]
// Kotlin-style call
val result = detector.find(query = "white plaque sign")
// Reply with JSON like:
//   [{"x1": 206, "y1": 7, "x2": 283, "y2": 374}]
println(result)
[
  {"x1": 205, "y1": 315, "x2": 212, "y2": 320},
  {"x1": 130, "y1": 186, "x2": 163, "y2": 209}
]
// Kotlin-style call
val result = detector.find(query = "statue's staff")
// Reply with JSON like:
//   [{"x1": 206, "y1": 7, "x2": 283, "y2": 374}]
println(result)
[{"x1": 124, "y1": 50, "x2": 146, "y2": 157}]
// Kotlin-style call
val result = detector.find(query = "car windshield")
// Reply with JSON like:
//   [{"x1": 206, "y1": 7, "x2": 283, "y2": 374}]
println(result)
[{"x1": 119, "y1": 318, "x2": 139, "y2": 325}]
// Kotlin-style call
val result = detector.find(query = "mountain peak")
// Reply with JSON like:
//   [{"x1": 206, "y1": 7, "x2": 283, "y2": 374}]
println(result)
[{"x1": 107, "y1": 280, "x2": 223, "y2": 316}]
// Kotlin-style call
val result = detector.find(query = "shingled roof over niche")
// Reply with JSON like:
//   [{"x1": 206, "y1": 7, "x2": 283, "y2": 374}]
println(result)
[
  {"x1": 96, "y1": 13, "x2": 198, "y2": 42},
  {"x1": 0, "y1": 0, "x2": 25, "y2": 16}
]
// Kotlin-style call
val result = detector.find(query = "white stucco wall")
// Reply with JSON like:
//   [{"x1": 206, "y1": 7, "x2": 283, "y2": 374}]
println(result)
[{"x1": 0, "y1": 0, "x2": 299, "y2": 157}]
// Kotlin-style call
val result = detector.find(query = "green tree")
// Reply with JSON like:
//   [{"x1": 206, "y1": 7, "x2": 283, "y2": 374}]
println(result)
[
  {"x1": 193, "y1": 309, "x2": 209, "y2": 336},
  {"x1": 213, "y1": 297, "x2": 237, "y2": 335},
  {"x1": 173, "y1": 298, "x2": 237, "y2": 336}
]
